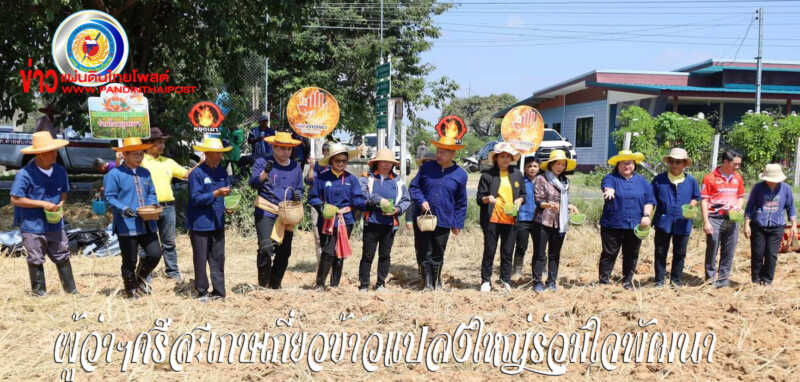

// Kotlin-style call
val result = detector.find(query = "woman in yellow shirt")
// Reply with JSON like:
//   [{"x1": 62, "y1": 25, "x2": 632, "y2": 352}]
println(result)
[{"x1": 476, "y1": 142, "x2": 525, "y2": 292}]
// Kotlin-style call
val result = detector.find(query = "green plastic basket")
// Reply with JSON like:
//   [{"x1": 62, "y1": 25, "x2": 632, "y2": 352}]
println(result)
[
  {"x1": 681, "y1": 204, "x2": 699, "y2": 220},
  {"x1": 634, "y1": 224, "x2": 651, "y2": 239},
  {"x1": 380, "y1": 198, "x2": 395, "y2": 214},
  {"x1": 322, "y1": 203, "x2": 339, "y2": 219},
  {"x1": 728, "y1": 209, "x2": 744, "y2": 223},
  {"x1": 569, "y1": 213, "x2": 586, "y2": 225},
  {"x1": 224, "y1": 191, "x2": 242, "y2": 209},
  {"x1": 44, "y1": 207, "x2": 63, "y2": 224},
  {"x1": 503, "y1": 202, "x2": 518, "y2": 217}
]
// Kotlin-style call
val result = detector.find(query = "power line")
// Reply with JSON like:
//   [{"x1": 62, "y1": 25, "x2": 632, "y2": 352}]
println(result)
[
  {"x1": 317, "y1": 0, "x2": 800, "y2": 4},
  {"x1": 733, "y1": 13, "x2": 757, "y2": 60}
]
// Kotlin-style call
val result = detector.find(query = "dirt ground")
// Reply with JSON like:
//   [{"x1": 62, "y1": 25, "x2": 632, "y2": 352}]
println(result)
[{"x1": 0, "y1": 224, "x2": 798, "y2": 381}]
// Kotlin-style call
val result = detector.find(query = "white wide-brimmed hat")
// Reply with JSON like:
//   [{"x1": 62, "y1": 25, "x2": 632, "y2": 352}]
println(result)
[
  {"x1": 760, "y1": 163, "x2": 787, "y2": 183},
  {"x1": 662, "y1": 147, "x2": 693, "y2": 167}
]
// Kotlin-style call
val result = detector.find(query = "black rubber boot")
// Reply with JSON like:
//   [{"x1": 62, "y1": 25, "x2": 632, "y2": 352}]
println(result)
[
  {"x1": 423, "y1": 263, "x2": 434, "y2": 291},
  {"x1": 269, "y1": 260, "x2": 287, "y2": 290},
  {"x1": 55, "y1": 260, "x2": 79, "y2": 294},
  {"x1": 256, "y1": 249, "x2": 271, "y2": 287},
  {"x1": 315, "y1": 255, "x2": 333, "y2": 289},
  {"x1": 135, "y1": 257, "x2": 160, "y2": 295},
  {"x1": 27, "y1": 263, "x2": 47, "y2": 297},
  {"x1": 433, "y1": 263, "x2": 444, "y2": 290},
  {"x1": 330, "y1": 258, "x2": 343, "y2": 287},
  {"x1": 122, "y1": 271, "x2": 139, "y2": 299}
]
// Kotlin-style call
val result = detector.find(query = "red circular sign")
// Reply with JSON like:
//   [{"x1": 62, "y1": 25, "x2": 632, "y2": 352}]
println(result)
[
  {"x1": 435, "y1": 115, "x2": 467, "y2": 141},
  {"x1": 188, "y1": 101, "x2": 225, "y2": 131}
]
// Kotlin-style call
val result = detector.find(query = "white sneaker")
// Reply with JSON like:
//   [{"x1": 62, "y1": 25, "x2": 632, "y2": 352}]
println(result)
[{"x1": 480, "y1": 282, "x2": 491, "y2": 292}]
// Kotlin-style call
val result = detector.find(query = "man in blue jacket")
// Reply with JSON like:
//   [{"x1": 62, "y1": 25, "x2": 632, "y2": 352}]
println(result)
[
  {"x1": 11, "y1": 132, "x2": 78, "y2": 296},
  {"x1": 187, "y1": 137, "x2": 232, "y2": 301},
  {"x1": 247, "y1": 114, "x2": 275, "y2": 160},
  {"x1": 250, "y1": 132, "x2": 304, "y2": 289},
  {"x1": 409, "y1": 135, "x2": 468, "y2": 290},
  {"x1": 104, "y1": 137, "x2": 161, "y2": 299},
  {"x1": 651, "y1": 148, "x2": 701, "y2": 287}
]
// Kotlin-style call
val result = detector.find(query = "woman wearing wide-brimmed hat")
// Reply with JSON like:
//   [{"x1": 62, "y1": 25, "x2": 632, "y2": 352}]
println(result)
[
  {"x1": 103, "y1": 137, "x2": 161, "y2": 299},
  {"x1": 249, "y1": 131, "x2": 305, "y2": 289},
  {"x1": 409, "y1": 135, "x2": 468, "y2": 290},
  {"x1": 598, "y1": 150, "x2": 655, "y2": 290},
  {"x1": 357, "y1": 149, "x2": 411, "y2": 291},
  {"x1": 308, "y1": 143, "x2": 366, "y2": 290},
  {"x1": 531, "y1": 149, "x2": 578, "y2": 292},
  {"x1": 11, "y1": 132, "x2": 78, "y2": 296},
  {"x1": 187, "y1": 137, "x2": 232, "y2": 300},
  {"x1": 476, "y1": 142, "x2": 525, "y2": 292},
  {"x1": 406, "y1": 150, "x2": 436, "y2": 284},
  {"x1": 744, "y1": 164, "x2": 797, "y2": 286},
  {"x1": 650, "y1": 148, "x2": 701, "y2": 287}
]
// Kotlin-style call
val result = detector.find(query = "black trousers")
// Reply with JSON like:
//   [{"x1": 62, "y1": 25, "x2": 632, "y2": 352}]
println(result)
[
  {"x1": 359, "y1": 223, "x2": 397, "y2": 288},
  {"x1": 749, "y1": 223, "x2": 784, "y2": 284},
  {"x1": 653, "y1": 228, "x2": 690, "y2": 283},
  {"x1": 414, "y1": 225, "x2": 451, "y2": 267},
  {"x1": 514, "y1": 220, "x2": 536, "y2": 270},
  {"x1": 532, "y1": 223, "x2": 565, "y2": 286},
  {"x1": 255, "y1": 214, "x2": 294, "y2": 288},
  {"x1": 412, "y1": 221, "x2": 430, "y2": 271},
  {"x1": 599, "y1": 227, "x2": 642, "y2": 284},
  {"x1": 317, "y1": 223, "x2": 353, "y2": 287},
  {"x1": 480, "y1": 223, "x2": 515, "y2": 284},
  {"x1": 119, "y1": 233, "x2": 161, "y2": 282},
  {"x1": 190, "y1": 229, "x2": 226, "y2": 297}
]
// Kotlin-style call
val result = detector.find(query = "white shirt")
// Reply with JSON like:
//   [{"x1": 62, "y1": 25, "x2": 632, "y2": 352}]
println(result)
[{"x1": 37, "y1": 165, "x2": 54, "y2": 177}]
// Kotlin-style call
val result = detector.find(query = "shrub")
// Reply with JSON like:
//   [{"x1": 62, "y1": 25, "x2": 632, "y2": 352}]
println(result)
[{"x1": 726, "y1": 112, "x2": 782, "y2": 176}]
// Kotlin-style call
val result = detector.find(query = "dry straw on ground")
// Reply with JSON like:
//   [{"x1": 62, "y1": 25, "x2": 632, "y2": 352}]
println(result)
[{"x1": 0, "y1": 225, "x2": 798, "y2": 381}]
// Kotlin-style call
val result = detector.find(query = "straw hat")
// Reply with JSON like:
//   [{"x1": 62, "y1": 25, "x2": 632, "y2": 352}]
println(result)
[
  {"x1": 368, "y1": 148, "x2": 400, "y2": 166},
  {"x1": 319, "y1": 143, "x2": 359, "y2": 166},
  {"x1": 193, "y1": 137, "x2": 232, "y2": 152},
  {"x1": 259, "y1": 114, "x2": 270, "y2": 123},
  {"x1": 541, "y1": 149, "x2": 577, "y2": 172},
  {"x1": 416, "y1": 150, "x2": 436, "y2": 166},
  {"x1": 662, "y1": 147, "x2": 693, "y2": 167},
  {"x1": 144, "y1": 127, "x2": 170, "y2": 142},
  {"x1": 20, "y1": 131, "x2": 69, "y2": 154},
  {"x1": 265, "y1": 131, "x2": 301, "y2": 147},
  {"x1": 112, "y1": 137, "x2": 153, "y2": 152},
  {"x1": 608, "y1": 149, "x2": 645, "y2": 166},
  {"x1": 430, "y1": 135, "x2": 465, "y2": 151},
  {"x1": 38, "y1": 103, "x2": 62, "y2": 116},
  {"x1": 488, "y1": 142, "x2": 521, "y2": 162},
  {"x1": 760, "y1": 163, "x2": 787, "y2": 183}
]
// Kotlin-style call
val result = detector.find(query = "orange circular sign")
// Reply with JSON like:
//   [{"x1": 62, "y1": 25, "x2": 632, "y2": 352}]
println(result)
[
  {"x1": 286, "y1": 87, "x2": 340, "y2": 139},
  {"x1": 188, "y1": 101, "x2": 225, "y2": 133},
  {"x1": 501, "y1": 105, "x2": 544, "y2": 155}
]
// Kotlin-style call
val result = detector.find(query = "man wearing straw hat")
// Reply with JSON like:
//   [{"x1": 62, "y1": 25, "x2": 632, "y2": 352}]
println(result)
[
  {"x1": 104, "y1": 137, "x2": 162, "y2": 299},
  {"x1": 409, "y1": 134, "x2": 468, "y2": 291},
  {"x1": 650, "y1": 148, "x2": 701, "y2": 287},
  {"x1": 700, "y1": 150, "x2": 745, "y2": 288},
  {"x1": 140, "y1": 127, "x2": 190, "y2": 282},
  {"x1": 744, "y1": 163, "x2": 797, "y2": 286},
  {"x1": 187, "y1": 137, "x2": 233, "y2": 301},
  {"x1": 11, "y1": 132, "x2": 78, "y2": 296},
  {"x1": 249, "y1": 131, "x2": 304, "y2": 289}
]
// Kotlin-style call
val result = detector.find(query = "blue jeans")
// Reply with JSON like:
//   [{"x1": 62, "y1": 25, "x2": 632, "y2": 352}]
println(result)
[{"x1": 139, "y1": 204, "x2": 179, "y2": 278}]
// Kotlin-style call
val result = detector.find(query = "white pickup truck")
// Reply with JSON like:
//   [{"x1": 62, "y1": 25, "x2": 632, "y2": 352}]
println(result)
[{"x1": 0, "y1": 126, "x2": 116, "y2": 173}]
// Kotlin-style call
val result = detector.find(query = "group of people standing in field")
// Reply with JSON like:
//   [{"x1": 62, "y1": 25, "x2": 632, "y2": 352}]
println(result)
[{"x1": 9, "y1": 124, "x2": 797, "y2": 299}]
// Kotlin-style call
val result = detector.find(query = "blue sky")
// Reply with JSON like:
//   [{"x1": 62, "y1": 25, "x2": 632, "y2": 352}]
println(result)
[{"x1": 416, "y1": 0, "x2": 800, "y2": 124}]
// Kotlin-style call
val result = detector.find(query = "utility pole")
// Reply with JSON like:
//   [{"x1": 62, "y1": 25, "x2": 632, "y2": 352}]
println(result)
[
  {"x1": 755, "y1": 8, "x2": 764, "y2": 113},
  {"x1": 380, "y1": 0, "x2": 384, "y2": 60},
  {"x1": 265, "y1": 12, "x2": 269, "y2": 115}
]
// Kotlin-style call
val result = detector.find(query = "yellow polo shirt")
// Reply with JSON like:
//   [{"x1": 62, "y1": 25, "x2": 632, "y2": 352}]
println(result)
[{"x1": 142, "y1": 154, "x2": 188, "y2": 202}]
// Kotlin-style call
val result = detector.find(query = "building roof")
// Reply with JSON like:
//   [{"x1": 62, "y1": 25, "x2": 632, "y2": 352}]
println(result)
[{"x1": 587, "y1": 81, "x2": 800, "y2": 96}]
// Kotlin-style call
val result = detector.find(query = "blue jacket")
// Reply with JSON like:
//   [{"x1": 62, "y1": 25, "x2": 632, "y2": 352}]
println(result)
[
  {"x1": 186, "y1": 163, "x2": 230, "y2": 232},
  {"x1": 409, "y1": 161, "x2": 468, "y2": 229},
  {"x1": 600, "y1": 172, "x2": 656, "y2": 230},
  {"x1": 517, "y1": 175, "x2": 539, "y2": 222},
  {"x1": 103, "y1": 165, "x2": 158, "y2": 236},
  {"x1": 248, "y1": 127, "x2": 275, "y2": 160},
  {"x1": 359, "y1": 171, "x2": 411, "y2": 229},
  {"x1": 249, "y1": 156, "x2": 304, "y2": 219},
  {"x1": 308, "y1": 170, "x2": 366, "y2": 227},
  {"x1": 651, "y1": 172, "x2": 701, "y2": 235},
  {"x1": 11, "y1": 161, "x2": 70, "y2": 234},
  {"x1": 745, "y1": 181, "x2": 797, "y2": 227}
]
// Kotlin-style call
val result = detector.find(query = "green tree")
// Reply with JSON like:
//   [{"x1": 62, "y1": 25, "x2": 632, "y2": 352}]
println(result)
[
  {"x1": 612, "y1": 105, "x2": 657, "y2": 159},
  {"x1": 1, "y1": 0, "x2": 457, "y2": 161},
  {"x1": 440, "y1": 94, "x2": 518, "y2": 137},
  {"x1": 726, "y1": 112, "x2": 782, "y2": 178},
  {"x1": 653, "y1": 111, "x2": 715, "y2": 168},
  {"x1": 777, "y1": 113, "x2": 800, "y2": 162}
]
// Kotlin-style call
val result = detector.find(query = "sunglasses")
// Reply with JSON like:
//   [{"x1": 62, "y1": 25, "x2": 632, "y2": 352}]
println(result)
[{"x1": 667, "y1": 159, "x2": 685, "y2": 164}]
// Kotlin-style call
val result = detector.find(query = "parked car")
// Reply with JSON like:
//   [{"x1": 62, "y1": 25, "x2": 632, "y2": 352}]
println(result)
[
  {"x1": 471, "y1": 129, "x2": 578, "y2": 172},
  {"x1": 0, "y1": 126, "x2": 116, "y2": 173},
  {"x1": 354, "y1": 133, "x2": 412, "y2": 175}
]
